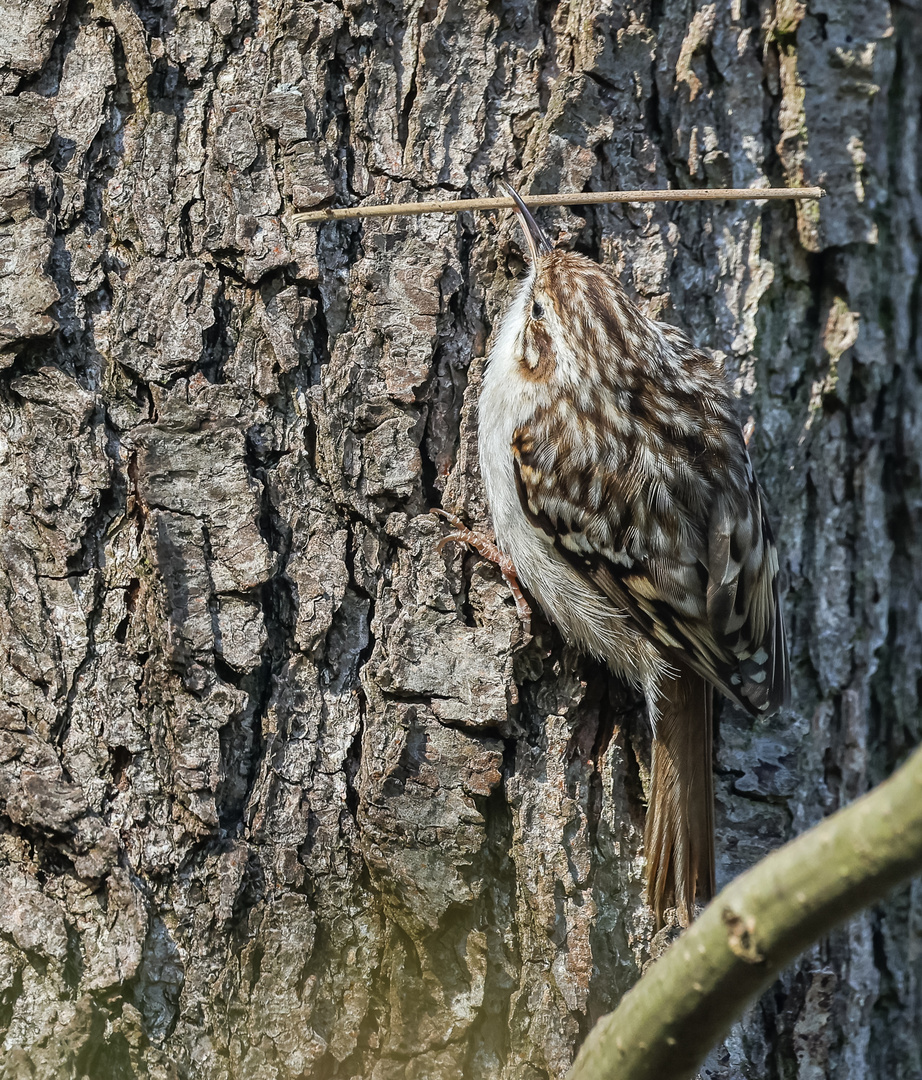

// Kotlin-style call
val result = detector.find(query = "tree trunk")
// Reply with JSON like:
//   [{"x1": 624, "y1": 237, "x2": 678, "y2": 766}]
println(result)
[{"x1": 0, "y1": 1, "x2": 919, "y2": 1078}]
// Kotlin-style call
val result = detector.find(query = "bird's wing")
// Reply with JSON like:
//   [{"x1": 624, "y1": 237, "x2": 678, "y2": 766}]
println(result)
[{"x1": 512, "y1": 411, "x2": 790, "y2": 716}]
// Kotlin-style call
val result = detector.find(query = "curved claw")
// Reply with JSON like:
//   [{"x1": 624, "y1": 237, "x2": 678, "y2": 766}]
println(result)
[
  {"x1": 431, "y1": 509, "x2": 532, "y2": 631},
  {"x1": 432, "y1": 508, "x2": 472, "y2": 555}
]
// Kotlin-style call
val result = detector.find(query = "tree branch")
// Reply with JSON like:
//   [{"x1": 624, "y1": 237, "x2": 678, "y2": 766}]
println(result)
[{"x1": 568, "y1": 743, "x2": 922, "y2": 1080}]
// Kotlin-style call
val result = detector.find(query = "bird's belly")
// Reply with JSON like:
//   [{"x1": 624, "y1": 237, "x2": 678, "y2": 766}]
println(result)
[
  {"x1": 495, "y1": 488, "x2": 663, "y2": 692},
  {"x1": 477, "y1": 367, "x2": 665, "y2": 693}
]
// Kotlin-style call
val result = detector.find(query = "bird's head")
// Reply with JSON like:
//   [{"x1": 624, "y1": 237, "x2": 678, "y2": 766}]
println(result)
[{"x1": 500, "y1": 183, "x2": 635, "y2": 385}]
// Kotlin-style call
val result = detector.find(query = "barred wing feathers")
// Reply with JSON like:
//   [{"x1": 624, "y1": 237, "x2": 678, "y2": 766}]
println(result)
[{"x1": 512, "y1": 410, "x2": 790, "y2": 717}]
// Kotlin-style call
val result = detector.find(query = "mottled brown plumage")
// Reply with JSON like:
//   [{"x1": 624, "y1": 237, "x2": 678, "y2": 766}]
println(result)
[{"x1": 472, "y1": 186, "x2": 790, "y2": 925}]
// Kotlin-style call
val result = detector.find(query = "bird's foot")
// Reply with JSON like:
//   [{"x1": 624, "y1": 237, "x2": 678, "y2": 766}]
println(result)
[{"x1": 433, "y1": 509, "x2": 532, "y2": 630}]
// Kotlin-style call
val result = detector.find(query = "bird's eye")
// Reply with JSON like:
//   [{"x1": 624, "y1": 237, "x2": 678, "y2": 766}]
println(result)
[{"x1": 532, "y1": 301, "x2": 545, "y2": 320}]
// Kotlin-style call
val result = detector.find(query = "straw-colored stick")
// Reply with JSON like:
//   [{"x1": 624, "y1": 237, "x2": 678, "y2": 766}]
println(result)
[{"x1": 292, "y1": 187, "x2": 825, "y2": 224}]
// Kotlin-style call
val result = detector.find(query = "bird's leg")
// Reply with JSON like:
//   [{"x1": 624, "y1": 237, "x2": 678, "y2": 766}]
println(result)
[{"x1": 433, "y1": 509, "x2": 532, "y2": 629}]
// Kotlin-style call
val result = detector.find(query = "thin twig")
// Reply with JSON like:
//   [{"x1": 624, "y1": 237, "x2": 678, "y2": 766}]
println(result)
[{"x1": 291, "y1": 187, "x2": 825, "y2": 224}]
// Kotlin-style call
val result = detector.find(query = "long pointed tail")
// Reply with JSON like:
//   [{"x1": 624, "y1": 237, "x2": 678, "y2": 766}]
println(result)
[{"x1": 644, "y1": 663, "x2": 715, "y2": 926}]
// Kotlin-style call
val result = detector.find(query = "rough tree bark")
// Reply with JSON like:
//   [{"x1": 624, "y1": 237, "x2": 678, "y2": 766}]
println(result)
[{"x1": 0, "y1": 1, "x2": 919, "y2": 1079}]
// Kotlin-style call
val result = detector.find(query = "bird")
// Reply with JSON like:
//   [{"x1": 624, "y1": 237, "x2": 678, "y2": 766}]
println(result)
[{"x1": 439, "y1": 184, "x2": 790, "y2": 926}]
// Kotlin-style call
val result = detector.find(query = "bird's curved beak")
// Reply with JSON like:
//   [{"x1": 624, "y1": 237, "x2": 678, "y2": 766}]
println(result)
[{"x1": 501, "y1": 182, "x2": 552, "y2": 262}]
